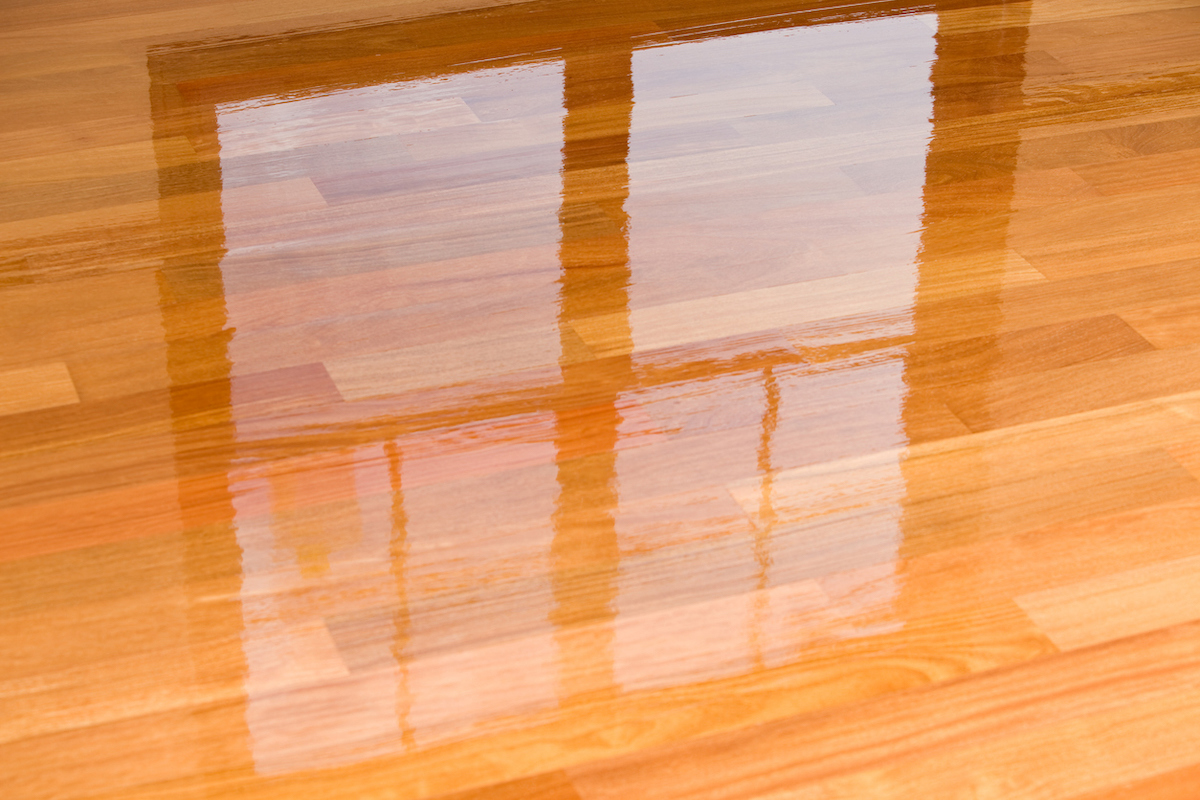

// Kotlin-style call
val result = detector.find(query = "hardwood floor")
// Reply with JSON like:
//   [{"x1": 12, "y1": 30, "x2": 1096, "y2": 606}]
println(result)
[{"x1": 4, "y1": 0, "x2": 1200, "y2": 796}]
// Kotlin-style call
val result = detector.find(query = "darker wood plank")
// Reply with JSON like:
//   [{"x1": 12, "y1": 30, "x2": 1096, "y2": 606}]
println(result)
[
  {"x1": 430, "y1": 772, "x2": 583, "y2": 800},
  {"x1": 905, "y1": 314, "x2": 1156, "y2": 389},
  {"x1": 939, "y1": 346, "x2": 1200, "y2": 432}
]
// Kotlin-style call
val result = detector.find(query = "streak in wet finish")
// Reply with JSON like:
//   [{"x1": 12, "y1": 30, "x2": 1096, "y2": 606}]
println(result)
[{"x1": 6, "y1": 0, "x2": 1200, "y2": 797}]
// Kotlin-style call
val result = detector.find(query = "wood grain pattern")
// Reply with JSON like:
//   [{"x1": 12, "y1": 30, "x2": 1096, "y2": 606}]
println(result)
[
  {"x1": 6, "y1": 0, "x2": 1200, "y2": 797},
  {"x1": 568, "y1": 619, "x2": 1200, "y2": 799},
  {"x1": 1015, "y1": 553, "x2": 1200, "y2": 650},
  {"x1": 0, "y1": 362, "x2": 80, "y2": 416}
]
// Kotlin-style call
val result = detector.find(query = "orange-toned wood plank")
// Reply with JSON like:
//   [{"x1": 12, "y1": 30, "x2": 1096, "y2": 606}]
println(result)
[
  {"x1": 61, "y1": 341, "x2": 171, "y2": 401},
  {"x1": 430, "y1": 773, "x2": 582, "y2": 800},
  {"x1": 0, "y1": 137, "x2": 189, "y2": 183},
  {"x1": 0, "y1": 433, "x2": 178, "y2": 510},
  {"x1": 939, "y1": 346, "x2": 1200, "y2": 432},
  {"x1": 0, "y1": 700, "x2": 251, "y2": 800},
  {"x1": 904, "y1": 257, "x2": 1200, "y2": 346},
  {"x1": 567, "y1": 620, "x2": 1200, "y2": 800},
  {"x1": 1035, "y1": 6, "x2": 1200, "y2": 76},
  {"x1": 1073, "y1": 147, "x2": 1200, "y2": 196},
  {"x1": 903, "y1": 314, "x2": 1155, "y2": 389},
  {"x1": 0, "y1": 362, "x2": 79, "y2": 416},
  {"x1": 1122, "y1": 298, "x2": 1200, "y2": 350},
  {"x1": 1010, "y1": 184, "x2": 1200, "y2": 279},
  {"x1": 922, "y1": 166, "x2": 1098, "y2": 214},
  {"x1": 1016, "y1": 114, "x2": 1200, "y2": 171},
  {"x1": 0, "y1": 114, "x2": 154, "y2": 161},
  {"x1": 1016, "y1": 553, "x2": 1200, "y2": 650},
  {"x1": 0, "y1": 65, "x2": 151, "y2": 131},
  {"x1": 835, "y1": 493, "x2": 1200, "y2": 625},
  {"x1": 0, "y1": 478, "x2": 191, "y2": 564},
  {"x1": 1071, "y1": 762, "x2": 1200, "y2": 800},
  {"x1": 738, "y1": 446, "x2": 1197, "y2": 561}
]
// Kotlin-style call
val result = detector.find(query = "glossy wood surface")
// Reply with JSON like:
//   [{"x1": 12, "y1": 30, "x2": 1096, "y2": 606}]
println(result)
[{"x1": 5, "y1": 0, "x2": 1200, "y2": 796}]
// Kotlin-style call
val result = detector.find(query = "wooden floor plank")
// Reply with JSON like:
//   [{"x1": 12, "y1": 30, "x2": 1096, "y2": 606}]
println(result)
[
  {"x1": 1016, "y1": 553, "x2": 1200, "y2": 650},
  {"x1": 568, "y1": 620, "x2": 1200, "y2": 800},
  {"x1": 0, "y1": 362, "x2": 80, "y2": 416}
]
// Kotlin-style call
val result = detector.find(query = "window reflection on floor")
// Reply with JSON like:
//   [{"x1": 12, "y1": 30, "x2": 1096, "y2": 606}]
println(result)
[{"x1": 213, "y1": 10, "x2": 934, "y2": 775}]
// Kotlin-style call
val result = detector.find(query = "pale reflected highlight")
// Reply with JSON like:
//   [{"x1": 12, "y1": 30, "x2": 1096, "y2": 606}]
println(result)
[{"x1": 213, "y1": 0, "x2": 934, "y2": 778}]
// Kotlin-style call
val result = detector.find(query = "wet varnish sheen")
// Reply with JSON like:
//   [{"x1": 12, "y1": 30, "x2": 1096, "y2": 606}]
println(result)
[{"x1": 5, "y1": 0, "x2": 1200, "y2": 797}]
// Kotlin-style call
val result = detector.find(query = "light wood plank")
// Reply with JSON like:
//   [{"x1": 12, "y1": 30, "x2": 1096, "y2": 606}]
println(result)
[
  {"x1": 0, "y1": 362, "x2": 79, "y2": 416},
  {"x1": 572, "y1": 268, "x2": 913, "y2": 357},
  {"x1": 1016, "y1": 553, "x2": 1200, "y2": 650}
]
